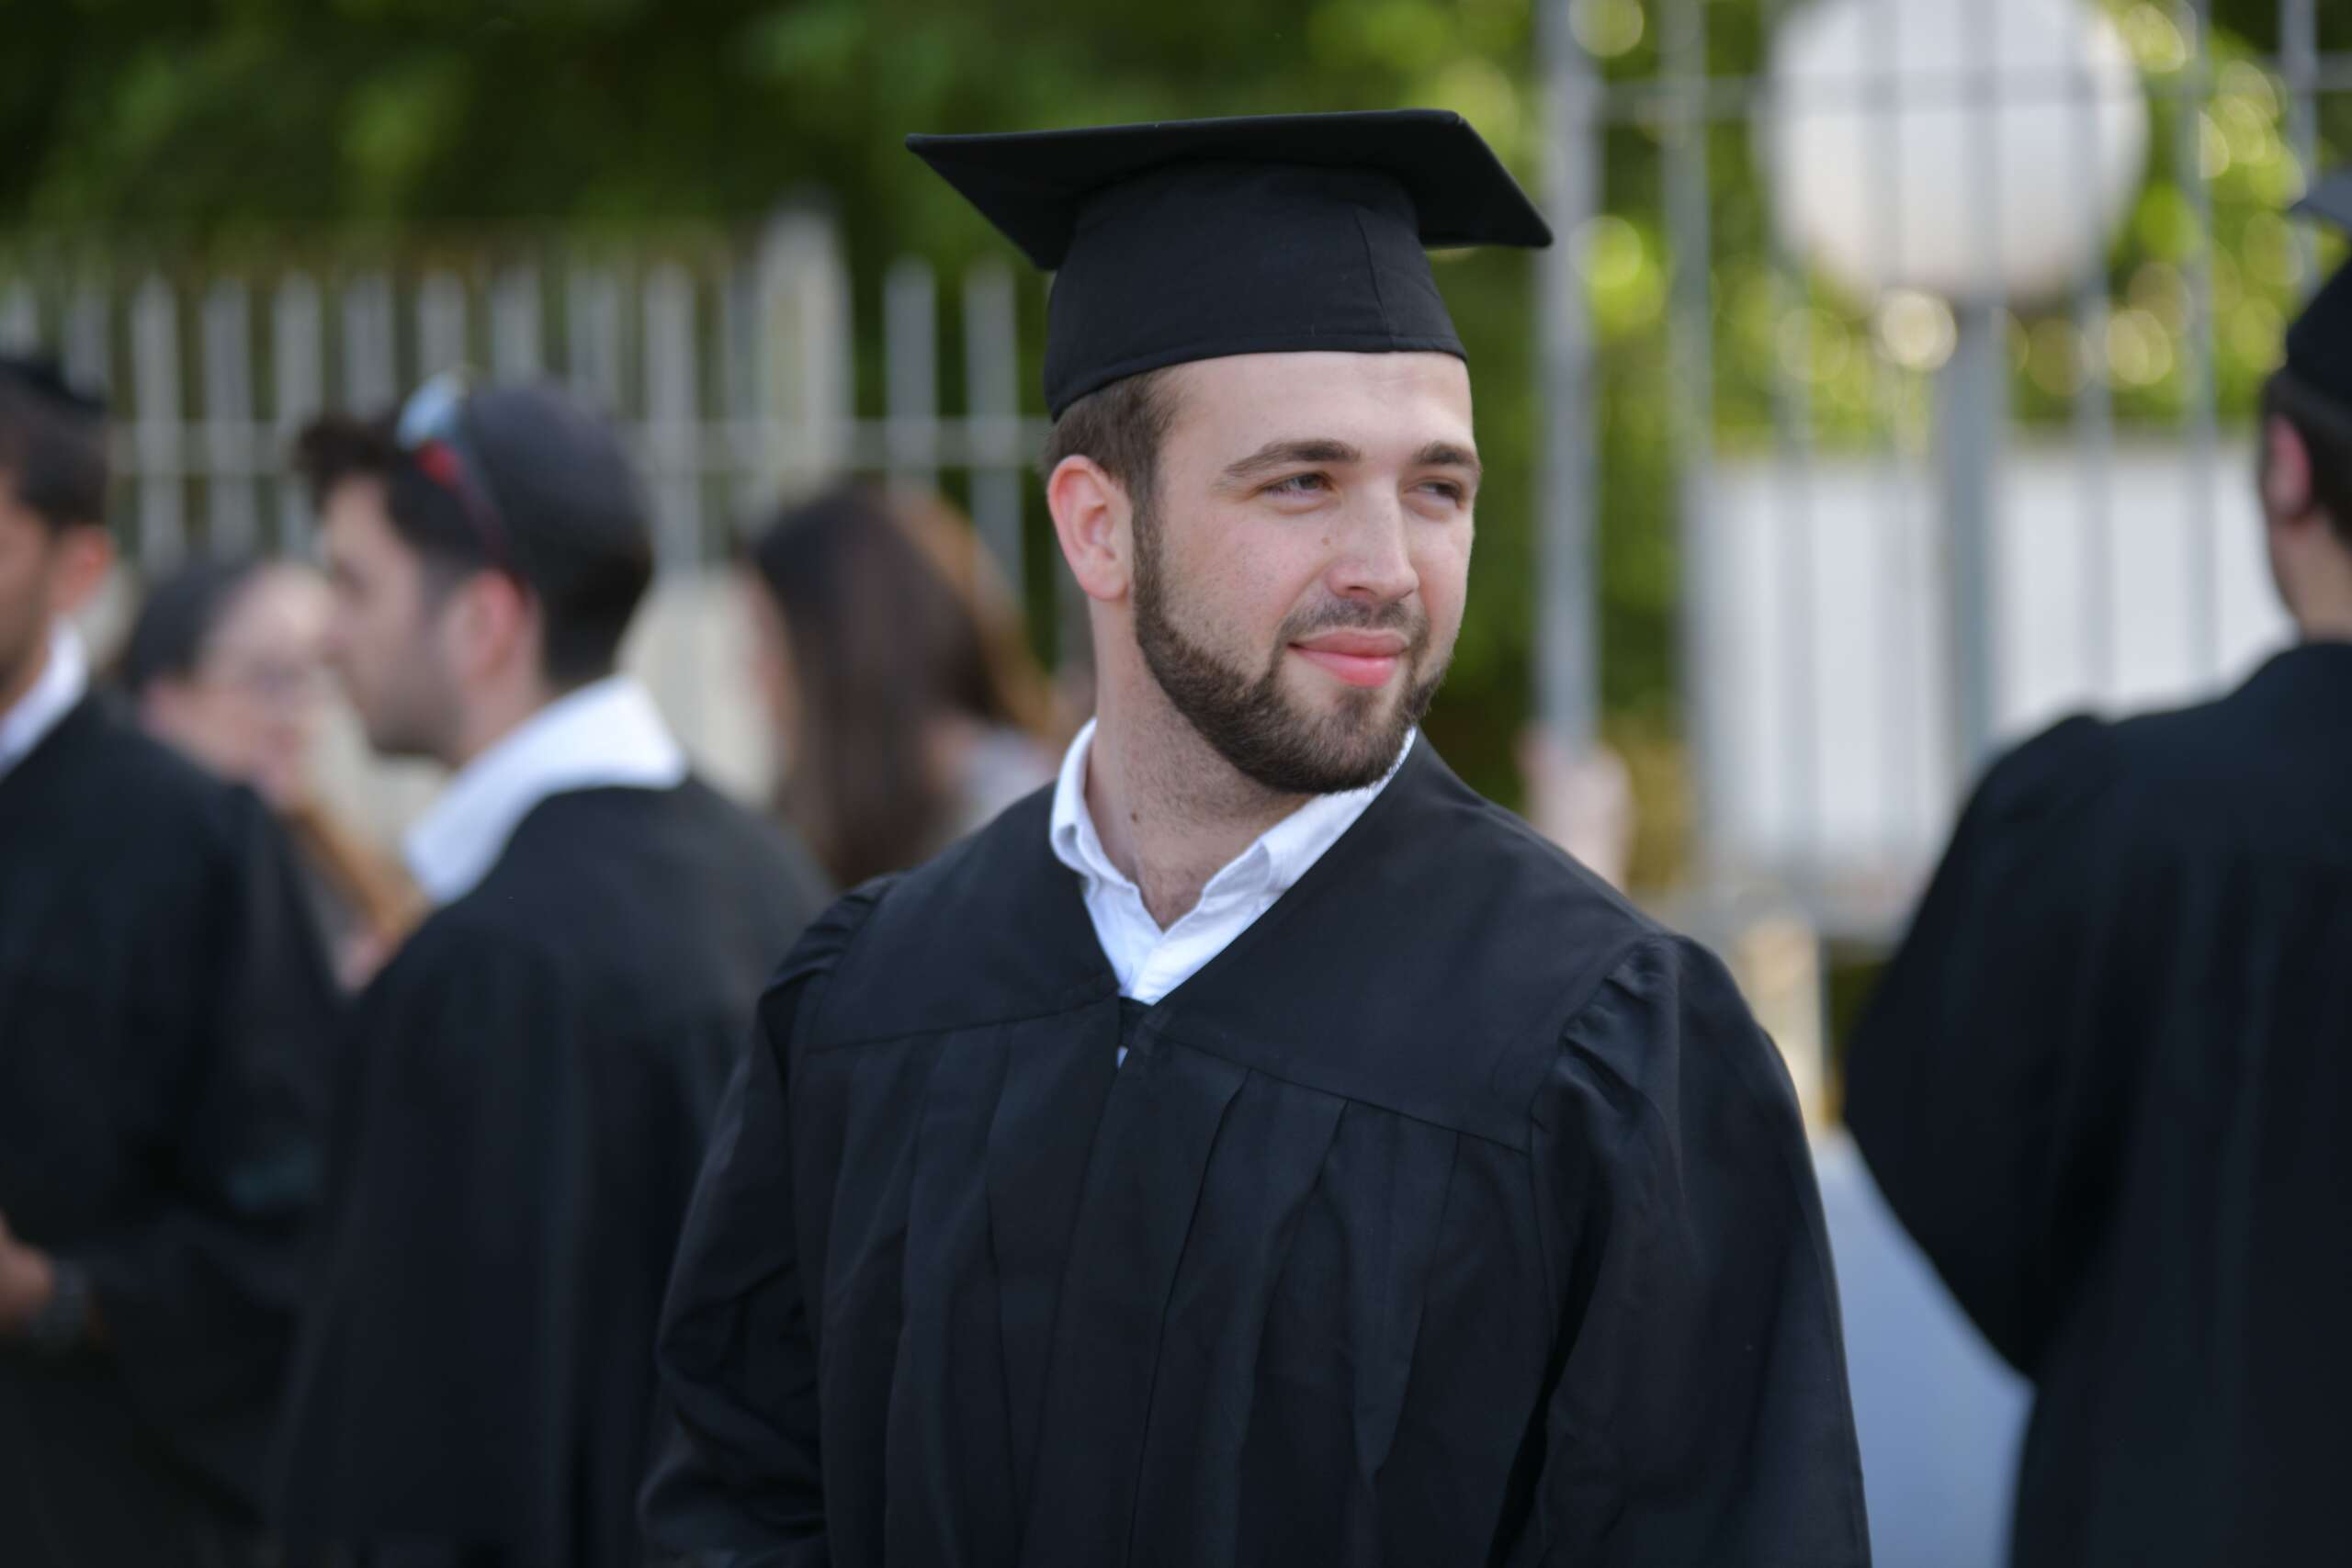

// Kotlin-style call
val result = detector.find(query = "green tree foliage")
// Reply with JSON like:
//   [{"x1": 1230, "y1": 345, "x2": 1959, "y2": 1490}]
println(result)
[{"x1": 4, "y1": 0, "x2": 2346, "y2": 827}]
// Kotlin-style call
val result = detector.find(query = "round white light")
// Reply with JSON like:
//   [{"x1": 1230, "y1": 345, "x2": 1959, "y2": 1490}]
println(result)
[{"x1": 1764, "y1": 0, "x2": 2151, "y2": 305}]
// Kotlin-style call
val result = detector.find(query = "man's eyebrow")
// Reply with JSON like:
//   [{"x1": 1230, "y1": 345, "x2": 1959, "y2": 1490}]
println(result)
[
  {"x1": 1216, "y1": 438, "x2": 1364, "y2": 488},
  {"x1": 1413, "y1": 441, "x2": 1482, "y2": 479}
]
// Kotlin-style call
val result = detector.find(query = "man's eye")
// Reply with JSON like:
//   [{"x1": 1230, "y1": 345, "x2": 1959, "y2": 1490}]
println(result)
[
  {"x1": 1419, "y1": 480, "x2": 1467, "y2": 505},
  {"x1": 1267, "y1": 473, "x2": 1329, "y2": 496}
]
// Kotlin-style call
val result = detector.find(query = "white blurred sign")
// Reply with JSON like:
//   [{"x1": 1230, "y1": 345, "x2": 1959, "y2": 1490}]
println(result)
[{"x1": 1693, "y1": 444, "x2": 2291, "y2": 924}]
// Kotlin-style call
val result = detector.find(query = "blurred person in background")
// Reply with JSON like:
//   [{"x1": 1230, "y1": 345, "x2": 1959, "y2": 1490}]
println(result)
[
  {"x1": 745, "y1": 481, "x2": 1061, "y2": 886},
  {"x1": 1847, "y1": 175, "x2": 2352, "y2": 1568},
  {"x1": 0, "y1": 355, "x2": 337, "y2": 1567},
  {"x1": 272, "y1": 378, "x2": 827, "y2": 1568},
  {"x1": 120, "y1": 553, "x2": 417, "y2": 988}
]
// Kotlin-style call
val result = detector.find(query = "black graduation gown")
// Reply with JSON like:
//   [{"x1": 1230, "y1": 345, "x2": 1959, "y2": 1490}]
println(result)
[
  {"x1": 275, "y1": 780, "x2": 828, "y2": 1568},
  {"x1": 1847, "y1": 642, "x2": 2352, "y2": 1568},
  {"x1": 0, "y1": 696, "x2": 337, "y2": 1566},
  {"x1": 645, "y1": 742, "x2": 1868, "y2": 1566}
]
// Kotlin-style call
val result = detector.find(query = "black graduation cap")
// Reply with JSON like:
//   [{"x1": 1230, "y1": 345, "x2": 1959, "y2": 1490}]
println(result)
[
  {"x1": 2288, "y1": 172, "x2": 2352, "y2": 408},
  {"x1": 908, "y1": 110, "x2": 1553, "y2": 418}
]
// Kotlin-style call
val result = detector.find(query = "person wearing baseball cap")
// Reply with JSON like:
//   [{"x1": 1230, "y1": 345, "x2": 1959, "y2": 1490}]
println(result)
[{"x1": 274, "y1": 378, "x2": 827, "y2": 1568}]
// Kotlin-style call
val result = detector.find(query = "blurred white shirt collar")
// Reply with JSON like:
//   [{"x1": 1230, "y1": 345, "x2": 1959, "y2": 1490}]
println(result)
[
  {"x1": 403, "y1": 674, "x2": 686, "y2": 906},
  {"x1": 0, "y1": 623, "x2": 87, "y2": 780},
  {"x1": 1049, "y1": 716, "x2": 1412, "y2": 1006}
]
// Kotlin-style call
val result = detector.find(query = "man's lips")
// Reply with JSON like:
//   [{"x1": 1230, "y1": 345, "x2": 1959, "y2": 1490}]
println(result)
[{"x1": 1290, "y1": 630, "x2": 1408, "y2": 688}]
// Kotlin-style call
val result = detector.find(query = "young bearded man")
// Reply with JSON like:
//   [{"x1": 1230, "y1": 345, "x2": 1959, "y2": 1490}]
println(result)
[
  {"x1": 272, "y1": 378, "x2": 827, "y2": 1568},
  {"x1": 1848, "y1": 174, "x2": 2352, "y2": 1568},
  {"x1": 0, "y1": 357, "x2": 336, "y2": 1566},
  {"x1": 644, "y1": 112, "x2": 1869, "y2": 1566}
]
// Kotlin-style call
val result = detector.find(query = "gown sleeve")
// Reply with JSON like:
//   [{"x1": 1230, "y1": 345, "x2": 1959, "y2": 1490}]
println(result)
[
  {"x1": 73, "y1": 787, "x2": 337, "y2": 1507},
  {"x1": 1843, "y1": 715, "x2": 2134, "y2": 1374},
  {"x1": 1509, "y1": 936, "x2": 1870, "y2": 1568},
  {"x1": 639, "y1": 885, "x2": 889, "y2": 1566}
]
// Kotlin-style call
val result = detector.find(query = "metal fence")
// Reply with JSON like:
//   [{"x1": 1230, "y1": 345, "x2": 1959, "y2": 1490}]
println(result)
[
  {"x1": 1541, "y1": 0, "x2": 2352, "y2": 938},
  {"x1": 0, "y1": 212, "x2": 1048, "y2": 591},
  {"x1": 8, "y1": 1, "x2": 2350, "y2": 942}
]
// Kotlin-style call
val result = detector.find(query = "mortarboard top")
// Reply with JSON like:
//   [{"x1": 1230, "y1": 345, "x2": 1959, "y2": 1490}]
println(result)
[
  {"x1": 2287, "y1": 172, "x2": 2352, "y2": 409},
  {"x1": 908, "y1": 110, "x2": 1552, "y2": 418}
]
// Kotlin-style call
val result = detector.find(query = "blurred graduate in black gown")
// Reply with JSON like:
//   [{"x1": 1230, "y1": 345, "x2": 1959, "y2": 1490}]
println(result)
[
  {"x1": 0, "y1": 357, "x2": 338, "y2": 1565},
  {"x1": 271, "y1": 379, "x2": 827, "y2": 1568},
  {"x1": 1849, "y1": 175, "x2": 2352, "y2": 1567},
  {"x1": 643, "y1": 113, "x2": 1868, "y2": 1567}
]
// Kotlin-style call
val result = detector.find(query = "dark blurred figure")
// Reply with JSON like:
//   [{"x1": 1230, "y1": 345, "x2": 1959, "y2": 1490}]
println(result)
[
  {"x1": 272, "y1": 378, "x2": 827, "y2": 1568},
  {"x1": 746, "y1": 482, "x2": 1059, "y2": 885},
  {"x1": 121, "y1": 554, "x2": 417, "y2": 988},
  {"x1": 1849, "y1": 176, "x2": 2352, "y2": 1568},
  {"x1": 0, "y1": 356, "x2": 337, "y2": 1566}
]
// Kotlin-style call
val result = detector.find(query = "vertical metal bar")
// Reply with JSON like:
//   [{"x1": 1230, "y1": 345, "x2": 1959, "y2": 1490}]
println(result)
[
  {"x1": 1663, "y1": 0, "x2": 1718, "y2": 880},
  {"x1": 491, "y1": 264, "x2": 544, "y2": 379},
  {"x1": 202, "y1": 278, "x2": 259, "y2": 555},
  {"x1": 2172, "y1": 0, "x2": 2222, "y2": 683},
  {"x1": 643, "y1": 261, "x2": 703, "y2": 572},
  {"x1": 718, "y1": 252, "x2": 755, "y2": 541},
  {"x1": 2282, "y1": 0, "x2": 2321, "y2": 293},
  {"x1": 274, "y1": 273, "x2": 324, "y2": 553},
  {"x1": 884, "y1": 256, "x2": 939, "y2": 491},
  {"x1": 0, "y1": 280, "x2": 38, "y2": 353},
  {"x1": 1945, "y1": 0, "x2": 2008, "y2": 780},
  {"x1": 750, "y1": 209, "x2": 853, "y2": 496},
  {"x1": 566, "y1": 264, "x2": 627, "y2": 417},
  {"x1": 131, "y1": 276, "x2": 186, "y2": 569},
  {"x1": 63, "y1": 281, "x2": 109, "y2": 399},
  {"x1": 341, "y1": 271, "x2": 398, "y2": 411},
  {"x1": 1941, "y1": 303, "x2": 2004, "y2": 773},
  {"x1": 417, "y1": 269, "x2": 469, "y2": 376},
  {"x1": 1761, "y1": 0, "x2": 1820, "y2": 885},
  {"x1": 1536, "y1": 0, "x2": 1602, "y2": 755},
  {"x1": 1862, "y1": 0, "x2": 1922, "y2": 856},
  {"x1": 963, "y1": 260, "x2": 1024, "y2": 613},
  {"x1": 2066, "y1": 0, "x2": 2118, "y2": 699}
]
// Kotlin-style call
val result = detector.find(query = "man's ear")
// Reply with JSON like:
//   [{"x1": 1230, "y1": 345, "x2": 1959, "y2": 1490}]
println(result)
[
  {"x1": 2264, "y1": 413, "x2": 2315, "y2": 524},
  {"x1": 47, "y1": 525, "x2": 113, "y2": 620},
  {"x1": 1046, "y1": 456, "x2": 1135, "y2": 605},
  {"x1": 446, "y1": 570, "x2": 538, "y2": 684}
]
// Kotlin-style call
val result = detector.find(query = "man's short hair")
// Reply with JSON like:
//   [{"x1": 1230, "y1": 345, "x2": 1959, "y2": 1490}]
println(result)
[
  {"x1": 0, "y1": 358, "x2": 108, "y2": 533},
  {"x1": 1040, "y1": 366, "x2": 1180, "y2": 527},
  {"x1": 294, "y1": 386, "x2": 655, "y2": 688},
  {"x1": 2263, "y1": 367, "x2": 2352, "y2": 545}
]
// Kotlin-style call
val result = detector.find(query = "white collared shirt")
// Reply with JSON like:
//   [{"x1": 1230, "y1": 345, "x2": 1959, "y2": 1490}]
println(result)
[
  {"x1": 403, "y1": 674, "x2": 688, "y2": 906},
  {"x1": 1049, "y1": 717, "x2": 1413, "y2": 1005},
  {"x1": 0, "y1": 623, "x2": 88, "y2": 780}
]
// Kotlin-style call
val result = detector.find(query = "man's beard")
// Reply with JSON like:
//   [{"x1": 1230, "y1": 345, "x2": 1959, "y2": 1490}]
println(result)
[{"x1": 1131, "y1": 507, "x2": 1445, "y2": 796}]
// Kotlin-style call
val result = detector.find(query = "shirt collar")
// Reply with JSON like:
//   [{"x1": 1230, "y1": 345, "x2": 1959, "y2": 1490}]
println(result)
[
  {"x1": 1048, "y1": 716, "x2": 1415, "y2": 909},
  {"x1": 0, "y1": 623, "x2": 88, "y2": 780},
  {"x1": 403, "y1": 674, "x2": 688, "y2": 906}
]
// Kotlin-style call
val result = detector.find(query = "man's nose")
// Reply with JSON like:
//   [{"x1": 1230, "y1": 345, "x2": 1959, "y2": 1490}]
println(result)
[{"x1": 1326, "y1": 500, "x2": 1418, "y2": 604}]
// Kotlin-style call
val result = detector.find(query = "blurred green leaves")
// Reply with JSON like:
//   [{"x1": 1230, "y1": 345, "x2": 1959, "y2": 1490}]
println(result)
[{"x1": 4, "y1": 0, "x2": 2346, "y2": 819}]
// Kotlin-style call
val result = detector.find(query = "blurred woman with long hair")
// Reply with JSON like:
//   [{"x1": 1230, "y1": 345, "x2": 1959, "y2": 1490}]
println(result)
[
  {"x1": 744, "y1": 483, "x2": 1062, "y2": 886},
  {"x1": 121, "y1": 554, "x2": 417, "y2": 987}
]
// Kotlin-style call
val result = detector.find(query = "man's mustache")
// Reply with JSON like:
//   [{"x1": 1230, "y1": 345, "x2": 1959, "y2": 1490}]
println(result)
[{"x1": 1277, "y1": 597, "x2": 1430, "y2": 650}]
